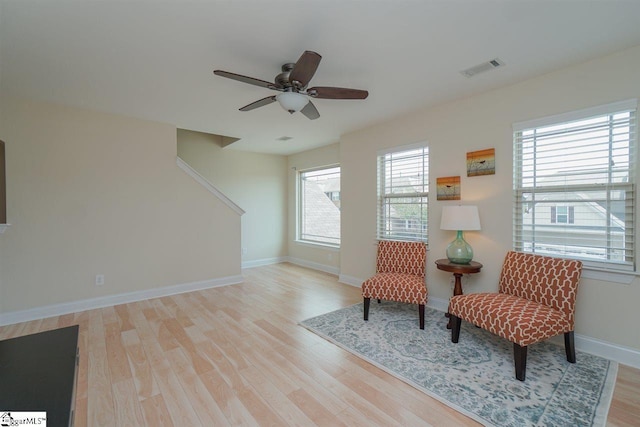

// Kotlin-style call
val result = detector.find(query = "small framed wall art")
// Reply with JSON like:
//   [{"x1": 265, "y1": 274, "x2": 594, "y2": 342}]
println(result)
[
  {"x1": 466, "y1": 148, "x2": 495, "y2": 177},
  {"x1": 436, "y1": 176, "x2": 461, "y2": 200}
]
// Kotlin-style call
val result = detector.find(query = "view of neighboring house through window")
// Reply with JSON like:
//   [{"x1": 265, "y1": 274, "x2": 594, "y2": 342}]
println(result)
[
  {"x1": 513, "y1": 99, "x2": 637, "y2": 271},
  {"x1": 551, "y1": 206, "x2": 574, "y2": 224},
  {"x1": 298, "y1": 166, "x2": 340, "y2": 246},
  {"x1": 377, "y1": 144, "x2": 429, "y2": 242}
]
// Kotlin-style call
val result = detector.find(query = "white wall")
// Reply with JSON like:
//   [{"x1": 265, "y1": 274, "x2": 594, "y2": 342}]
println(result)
[
  {"x1": 340, "y1": 45, "x2": 640, "y2": 351},
  {"x1": 288, "y1": 143, "x2": 340, "y2": 274},
  {"x1": 0, "y1": 98, "x2": 241, "y2": 315},
  {"x1": 177, "y1": 129, "x2": 288, "y2": 266}
]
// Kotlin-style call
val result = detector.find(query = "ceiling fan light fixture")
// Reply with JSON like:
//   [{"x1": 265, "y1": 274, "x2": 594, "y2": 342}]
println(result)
[{"x1": 276, "y1": 92, "x2": 308, "y2": 113}]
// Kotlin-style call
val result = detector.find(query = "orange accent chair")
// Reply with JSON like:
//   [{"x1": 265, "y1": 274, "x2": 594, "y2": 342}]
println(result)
[
  {"x1": 362, "y1": 240, "x2": 428, "y2": 329},
  {"x1": 449, "y1": 251, "x2": 583, "y2": 381}
]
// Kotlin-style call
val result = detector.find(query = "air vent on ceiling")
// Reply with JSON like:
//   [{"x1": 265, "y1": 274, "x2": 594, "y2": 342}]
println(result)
[
  {"x1": 460, "y1": 58, "x2": 505, "y2": 78},
  {"x1": 277, "y1": 136, "x2": 293, "y2": 141}
]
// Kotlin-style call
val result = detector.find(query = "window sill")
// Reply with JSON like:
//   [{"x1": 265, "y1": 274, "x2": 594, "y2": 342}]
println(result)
[
  {"x1": 295, "y1": 240, "x2": 340, "y2": 250},
  {"x1": 582, "y1": 267, "x2": 636, "y2": 285}
]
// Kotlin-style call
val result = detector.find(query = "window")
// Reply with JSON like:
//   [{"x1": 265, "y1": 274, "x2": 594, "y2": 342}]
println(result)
[
  {"x1": 298, "y1": 166, "x2": 340, "y2": 246},
  {"x1": 377, "y1": 144, "x2": 429, "y2": 242},
  {"x1": 513, "y1": 99, "x2": 637, "y2": 271},
  {"x1": 551, "y1": 206, "x2": 574, "y2": 224}
]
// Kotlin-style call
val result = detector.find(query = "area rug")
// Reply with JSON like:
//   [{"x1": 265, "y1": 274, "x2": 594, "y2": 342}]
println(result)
[{"x1": 300, "y1": 302, "x2": 618, "y2": 427}]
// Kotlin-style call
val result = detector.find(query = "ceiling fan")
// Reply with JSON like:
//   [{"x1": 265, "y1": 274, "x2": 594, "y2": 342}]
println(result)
[{"x1": 213, "y1": 50, "x2": 368, "y2": 120}]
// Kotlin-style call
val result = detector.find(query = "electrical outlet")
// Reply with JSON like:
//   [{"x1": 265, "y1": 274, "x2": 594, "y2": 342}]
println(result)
[
  {"x1": 95, "y1": 274, "x2": 105, "y2": 286},
  {"x1": 242, "y1": 247, "x2": 248, "y2": 255}
]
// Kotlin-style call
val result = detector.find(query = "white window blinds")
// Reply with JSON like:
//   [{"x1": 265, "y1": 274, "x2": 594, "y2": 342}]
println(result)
[
  {"x1": 377, "y1": 145, "x2": 429, "y2": 242},
  {"x1": 513, "y1": 99, "x2": 637, "y2": 271}
]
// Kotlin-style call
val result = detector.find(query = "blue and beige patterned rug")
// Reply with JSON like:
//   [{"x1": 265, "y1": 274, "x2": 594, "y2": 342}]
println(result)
[{"x1": 300, "y1": 301, "x2": 617, "y2": 427}]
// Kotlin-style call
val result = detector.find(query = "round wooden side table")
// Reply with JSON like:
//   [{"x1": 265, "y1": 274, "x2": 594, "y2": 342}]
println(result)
[{"x1": 435, "y1": 258, "x2": 483, "y2": 328}]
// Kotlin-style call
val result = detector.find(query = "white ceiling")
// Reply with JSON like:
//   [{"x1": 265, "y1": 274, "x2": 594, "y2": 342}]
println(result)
[{"x1": 2, "y1": 1, "x2": 640, "y2": 155}]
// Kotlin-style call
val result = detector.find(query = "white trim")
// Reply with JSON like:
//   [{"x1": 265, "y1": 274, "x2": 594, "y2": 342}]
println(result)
[
  {"x1": 297, "y1": 163, "x2": 340, "y2": 174},
  {"x1": 176, "y1": 157, "x2": 245, "y2": 216},
  {"x1": 426, "y1": 296, "x2": 450, "y2": 313},
  {"x1": 338, "y1": 274, "x2": 362, "y2": 287},
  {"x1": 242, "y1": 257, "x2": 288, "y2": 269},
  {"x1": 377, "y1": 140, "x2": 428, "y2": 156},
  {"x1": 0, "y1": 275, "x2": 243, "y2": 327},
  {"x1": 582, "y1": 268, "x2": 636, "y2": 285},
  {"x1": 286, "y1": 256, "x2": 340, "y2": 276},
  {"x1": 513, "y1": 98, "x2": 638, "y2": 131},
  {"x1": 241, "y1": 256, "x2": 340, "y2": 276},
  {"x1": 294, "y1": 240, "x2": 340, "y2": 251},
  {"x1": 574, "y1": 333, "x2": 640, "y2": 369}
]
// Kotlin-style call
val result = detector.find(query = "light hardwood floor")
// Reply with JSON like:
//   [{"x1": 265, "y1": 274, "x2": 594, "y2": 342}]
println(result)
[{"x1": 1, "y1": 263, "x2": 638, "y2": 426}]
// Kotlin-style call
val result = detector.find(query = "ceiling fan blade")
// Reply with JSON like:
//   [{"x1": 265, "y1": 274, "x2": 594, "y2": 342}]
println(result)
[
  {"x1": 300, "y1": 101, "x2": 320, "y2": 120},
  {"x1": 214, "y1": 70, "x2": 275, "y2": 89},
  {"x1": 239, "y1": 96, "x2": 277, "y2": 111},
  {"x1": 289, "y1": 51, "x2": 322, "y2": 88},
  {"x1": 307, "y1": 86, "x2": 368, "y2": 100}
]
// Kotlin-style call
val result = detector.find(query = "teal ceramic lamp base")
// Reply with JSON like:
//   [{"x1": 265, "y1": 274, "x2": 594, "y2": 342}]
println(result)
[{"x1": 446, "y1": 230, "x2": 473, "y2": 264}]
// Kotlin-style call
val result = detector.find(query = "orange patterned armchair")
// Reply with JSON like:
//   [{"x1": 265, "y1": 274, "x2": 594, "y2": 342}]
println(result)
[
  {"x1": 449, "y1": 251, "x2": 583, "y2": 381},
  {"x1": 362, "y1": 240, "x2": 427, "y2": 329}
]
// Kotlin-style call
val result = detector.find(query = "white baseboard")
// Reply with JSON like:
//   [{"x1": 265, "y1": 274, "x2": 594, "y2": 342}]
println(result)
[
  {"x1": 286, "y1": 257, "x2": 340, "y2": 276},
  {"x1": 338, "y1": 274, "x2": 362, "y2": 287},
  {"x1": 242, "y1": 257, "x2": 288, "y2": 269},
  {"x1": 241, "y1": 256, "x2": 339, "y2": 276},
  {"x1": 426, "y1": 296, "x2": 450, "y2": 313},
  {"x1": 573, "y1": 334, "x2": 640, "y2": 369},
  {"x1": 0, "y1": 275, "x2": 244, "y2": 327}
]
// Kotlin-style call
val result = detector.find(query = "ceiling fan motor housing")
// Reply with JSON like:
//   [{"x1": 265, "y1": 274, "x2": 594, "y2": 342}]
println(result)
[{"x1": 275, "y1": 63, "x2": 296, "y2": 89}]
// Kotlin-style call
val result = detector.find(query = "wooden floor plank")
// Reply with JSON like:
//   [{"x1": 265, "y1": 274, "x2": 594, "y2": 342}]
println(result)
[
  {"x1": 238, "y1": 364, "x2": 317, "y2": 427},
  {"x1": 165, "y1": 347, "x2": 231, "y2": 426},
  {"x1": 200, "y1": 368, "x2": 260, "y2": 426},
  {"x1": 86, "y1": 310, "x2": 116, "y2": 427},
  {"x1": 121, "y1": 329, "x2": 160, "y2": 401},
  {"x1": 112, "y1": 379, "x2": 146, "y2": 427},
  {"x1": 288, "y1": 388, "x2": 350, "y2": 427},
  {"x1": 151, "y1": 366, "x2": 203, "y2": 426},
  {"x1": 0, "y1": 263, "x2": 638, "y2": 426},
  {"x1": 140, "y1": 394, "x2": 174, "y2": 427}
]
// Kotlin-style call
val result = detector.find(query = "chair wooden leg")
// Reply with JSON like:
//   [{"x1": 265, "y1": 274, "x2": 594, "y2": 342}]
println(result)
[
  {"x1": 451, "y1": 315, "x2": 461, "y2": 343},
  {"x1": 514, "y1": 343, "x2": 527, "y2": 381},
  {"x1": 363, "y1": 297, "x2": 370, "y2": 321},
  {"x1": 419, "y1": 304, "x2": 425, "y2": 330},
  {"x1": 565, "y1": 331, "x2": 576, "y2": 363}
]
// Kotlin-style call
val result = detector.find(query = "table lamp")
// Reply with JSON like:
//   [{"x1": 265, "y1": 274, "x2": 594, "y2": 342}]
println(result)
[{"x1": 440, "y1": 205, "x2": 481, "y2": 264}]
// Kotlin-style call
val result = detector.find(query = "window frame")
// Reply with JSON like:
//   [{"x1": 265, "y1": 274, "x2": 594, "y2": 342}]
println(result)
[
  {"x1": 296, "y1": 164, "x2": 341, "y2": 248},
  {"x1": 376, "y1": 143, "x2": 429, "y2": 243},
  {"x1": 513, "y1": 99, "x2": 638, "y2": 273}
]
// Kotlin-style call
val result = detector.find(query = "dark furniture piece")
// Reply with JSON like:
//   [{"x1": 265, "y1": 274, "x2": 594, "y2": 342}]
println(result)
[
  {"x1": 0, "y1": 325, "x2": 79, "y2": 426},
  {"x1": 434, "y1": 258, "x2": 482, "y2": 328}
]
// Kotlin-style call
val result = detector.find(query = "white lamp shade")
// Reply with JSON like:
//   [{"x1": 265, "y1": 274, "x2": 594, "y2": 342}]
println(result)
[
  {"x1": 440, "y1": 205, "x2": 481, "y2": 231},
  {"x1": 276, "y1": 92, "x2": 309, "y2": 113}
]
